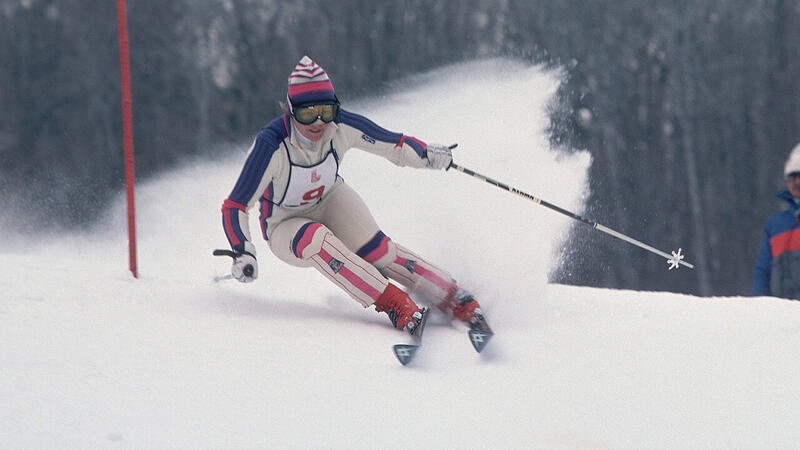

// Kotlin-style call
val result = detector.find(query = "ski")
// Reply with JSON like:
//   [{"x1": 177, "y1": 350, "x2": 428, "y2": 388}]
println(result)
[
  {"x1": 468, "y1": 329, "x2": 493, "y2": 352},
  {"x1": 392, "y1": 307, "x2": 430, "y2": 366},
  {"x1": 466, "y1": 310, "x2": 494, "y2": 353},
  {"x1": 392, "y1": 308, "x2": 494, "y2": 364}
]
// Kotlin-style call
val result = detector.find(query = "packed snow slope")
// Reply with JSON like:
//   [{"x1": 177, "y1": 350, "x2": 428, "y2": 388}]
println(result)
[{"x1": 2, "y1": 59, "x2": 800, "y2": 449}]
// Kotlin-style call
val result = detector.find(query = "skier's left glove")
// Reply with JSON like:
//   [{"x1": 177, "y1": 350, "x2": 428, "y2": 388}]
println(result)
[
  {"x1": 425, "y1": 143, "x2": 453, "y2": 170},
  {"x1": 231, "y1": 251, "x2": 258, "y2": 283}
]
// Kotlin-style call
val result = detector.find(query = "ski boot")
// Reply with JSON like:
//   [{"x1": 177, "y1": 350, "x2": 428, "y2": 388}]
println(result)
[
  {"x1": 374, "y1": 283, "x2": 424, "y2": 333},
  {"x1": 439, "y1": 286, "x2": 492, "y2": 333}
]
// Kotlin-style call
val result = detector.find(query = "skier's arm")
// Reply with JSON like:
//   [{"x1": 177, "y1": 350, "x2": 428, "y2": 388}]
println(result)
[
  {"x1": 221, "y1": 134, "x2": 281, "y2": 256},
  {"x1": 336, "y1": 109, "x2": 435, "y2": 169},
  {"x1": 750, "y1": 229, "x2": 772, "y2": 296}
]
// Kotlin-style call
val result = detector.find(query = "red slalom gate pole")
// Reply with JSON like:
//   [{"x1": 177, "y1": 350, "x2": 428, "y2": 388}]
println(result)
[{"x1": 116, "y1": 0, "x2": 137, "y2": 278}]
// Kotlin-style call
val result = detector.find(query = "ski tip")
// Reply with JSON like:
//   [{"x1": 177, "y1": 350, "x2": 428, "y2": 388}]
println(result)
[
  {"x1": 468, "y1": 329, "x2": 494, "y2": 353},
  {"x1": 393, "y1": 344, "x2": 419, "y2": 366}
]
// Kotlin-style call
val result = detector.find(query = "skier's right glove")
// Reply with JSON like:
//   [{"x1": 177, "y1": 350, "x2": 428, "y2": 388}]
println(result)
[
  {"x1": 231, "y1": 251, "x2": 258, "y2": 283},
  {"x1": 425, "y1": 143, "x2": 453, "y2": 170}
]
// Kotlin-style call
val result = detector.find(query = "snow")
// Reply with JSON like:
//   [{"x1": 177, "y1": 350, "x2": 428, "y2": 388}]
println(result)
[{"x1": 2, "y1": 58, "x2": 800, "y2": 448}]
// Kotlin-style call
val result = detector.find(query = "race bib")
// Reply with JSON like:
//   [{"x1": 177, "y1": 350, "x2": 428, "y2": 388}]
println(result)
[{"x1": 282, "y1": 151, "x2": 338, "y2": 209}]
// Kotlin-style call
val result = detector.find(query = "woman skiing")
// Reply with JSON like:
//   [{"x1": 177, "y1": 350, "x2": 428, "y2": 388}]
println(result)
[{"x1": 221, "y1": 56, "x2": 485, "y2": 334}]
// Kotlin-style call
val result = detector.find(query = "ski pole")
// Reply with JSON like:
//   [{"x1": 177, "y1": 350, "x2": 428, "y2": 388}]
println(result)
[{"x1": 445, "y1": 153, "x2": 694, "y2": 270}]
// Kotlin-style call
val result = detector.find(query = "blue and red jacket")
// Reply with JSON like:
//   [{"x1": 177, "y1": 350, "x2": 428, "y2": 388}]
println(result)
[{"x1": 751, "y1": 189, "x2": 800, "y2": 298}]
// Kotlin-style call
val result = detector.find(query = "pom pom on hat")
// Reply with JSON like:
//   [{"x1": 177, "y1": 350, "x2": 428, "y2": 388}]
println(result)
[
  {"x1": 287, "y1": 56, "x2": 337, "y2": 109},
  {"x1": 784, "y1": 142, "x2": 800, "y2": 178}
]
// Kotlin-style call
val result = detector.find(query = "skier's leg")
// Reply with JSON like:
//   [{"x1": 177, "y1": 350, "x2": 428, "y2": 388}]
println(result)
[
  {"x1": 360, "y1": 237, "x2": 483, "y2": 322},
  {"x1": 315, "y1": 183, "x2": 452, "y2": 293},
  {"x1": 358, "y1": 232, "x2": 455, "y2": 303},
  {"x1": 315, "y1": 182, "x2": 483, "y2": 323},
  {"x1": 269, "y1": 217, "x2": 388, "y2": 307},
  {"x1": 268, "y1": 217, "x2": 423, "y2": 331}
]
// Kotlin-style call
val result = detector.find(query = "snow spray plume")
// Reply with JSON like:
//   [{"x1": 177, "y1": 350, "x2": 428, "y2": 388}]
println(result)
[{"x1": 446, "y1": 145, "x2": 694, "y2": 271}]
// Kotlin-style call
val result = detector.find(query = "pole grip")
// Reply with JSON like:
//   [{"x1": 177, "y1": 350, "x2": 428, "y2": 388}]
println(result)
[{"x1": 213, "y1": 249, "x2": 237, "y2": 258}]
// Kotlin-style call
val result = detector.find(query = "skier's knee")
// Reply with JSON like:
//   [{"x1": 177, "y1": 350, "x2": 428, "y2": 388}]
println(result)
[
  {"x1": 356, "y1": 230, "x2": 397, "y2": 268},
  {"x1": 291, "y1": 221, "x2": 330, "y2": 260}
]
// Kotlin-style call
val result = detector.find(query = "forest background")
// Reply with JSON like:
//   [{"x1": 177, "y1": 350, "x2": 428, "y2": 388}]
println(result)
[{"x1": 2, "y1": 0, "x2": 799, "y2": 296}]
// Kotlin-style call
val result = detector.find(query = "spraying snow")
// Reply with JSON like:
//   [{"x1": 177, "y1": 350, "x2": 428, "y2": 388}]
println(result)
[{"x1": 2, "y1": 58, "x2": 799, "y2": 448}]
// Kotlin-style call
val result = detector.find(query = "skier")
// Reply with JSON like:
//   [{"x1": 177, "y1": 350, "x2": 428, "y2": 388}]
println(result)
[
  {"x1": 221, "y1": 56, "x2": 486, "y2": 333},
  {"x1": 752, "y1": 142, "x2": 800, "y2": 298}
]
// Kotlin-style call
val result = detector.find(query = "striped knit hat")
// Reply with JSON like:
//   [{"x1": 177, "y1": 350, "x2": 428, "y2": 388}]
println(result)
[{"x1": 287, "y1": 56, "x2": 337, "y2": 110}]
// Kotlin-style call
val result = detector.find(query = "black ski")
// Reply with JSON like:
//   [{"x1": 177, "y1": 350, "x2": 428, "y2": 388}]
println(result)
[
  {"x1": 466, "y1": 310, "x2": 494, "y2": 353},
  {"x1": 392, "y1": 307, "x2": 430, "y2": 366},
  {"x1": 468, "y1": 329, "x2": 493, "y2": 352}
]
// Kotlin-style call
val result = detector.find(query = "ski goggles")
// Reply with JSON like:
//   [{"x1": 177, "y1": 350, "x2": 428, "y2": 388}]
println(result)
[{"x1": 292, "y1": 102, "x2": 339, "y2": 125}]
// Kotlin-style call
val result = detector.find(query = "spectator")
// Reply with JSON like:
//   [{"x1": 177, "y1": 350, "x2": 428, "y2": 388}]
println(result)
[{"x1": 752, "y1": 142, "x2": 800, "y2": 298}]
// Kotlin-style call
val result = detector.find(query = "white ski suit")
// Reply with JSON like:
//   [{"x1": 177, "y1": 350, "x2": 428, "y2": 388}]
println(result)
[{"x1": 222, "y1": 110, "x2": 456, "y2": 307}]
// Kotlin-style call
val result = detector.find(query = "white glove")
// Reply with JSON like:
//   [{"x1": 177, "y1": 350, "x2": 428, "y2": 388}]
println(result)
[
  {"x1": 425, "y1": 143, "x2": 453, "y2": 170},
  {"x1": 231, "y1": 251, "x2": 258, "y2": 283}
]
